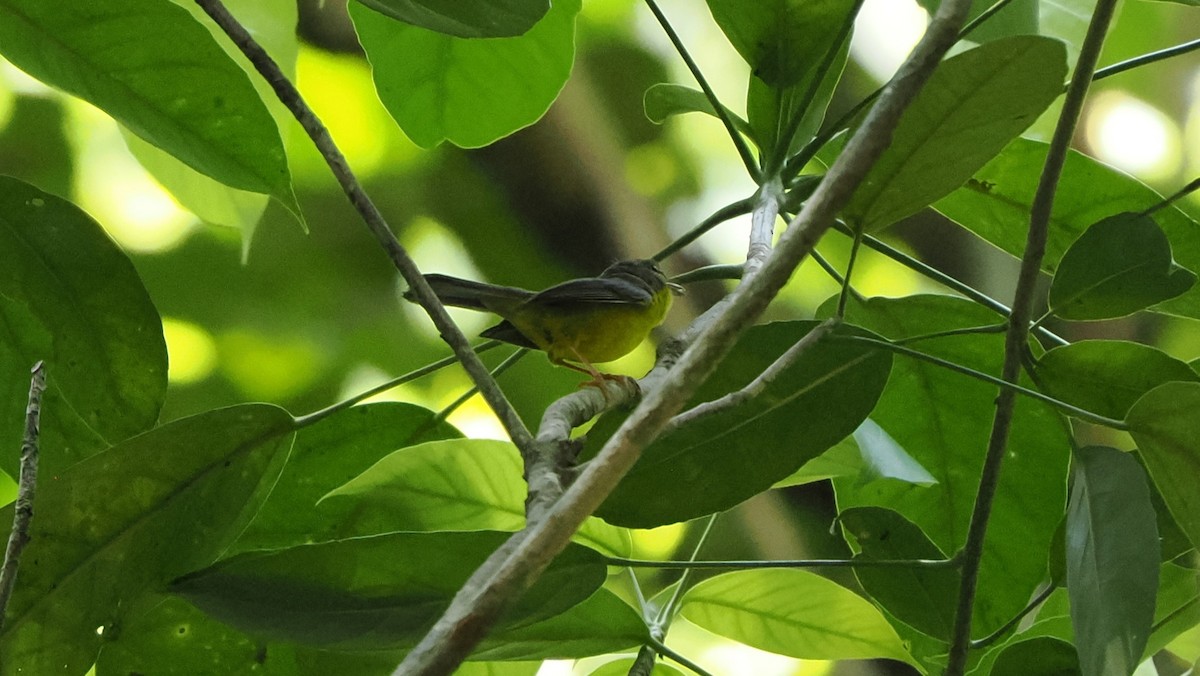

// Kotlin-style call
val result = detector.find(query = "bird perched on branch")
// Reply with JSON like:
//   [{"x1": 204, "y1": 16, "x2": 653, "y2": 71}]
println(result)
[{"x1": 404, "y1": 259, "x2": 682, "y2": 386}]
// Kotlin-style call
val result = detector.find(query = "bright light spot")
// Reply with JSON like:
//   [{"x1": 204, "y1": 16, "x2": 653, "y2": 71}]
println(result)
[
  {"x1": 400, "y1": 217, "x2": 490, "y2": 336},
  {"x1": 67, "y1": 101, "x2": 196, "y2": 253},
  {"x1": 1086, "y1": 92, "x2": 1182, "y2": 180},
  {"x1": 852, "y1": 0, "x2": 929, "y2": 82},
  {"x1": 702, "y1": 642, "x2": 813, "y2": 676},
  {"x1": 0, "y1": 78, "x2": 13, "y2": 132},
  {"x1": 162, "y1": 318, "x2": 218, "y2": 385},
  {"x1": 217, "y1": 328, "x2": 326, "y2": 400},
  {"x1": 338, "y1": 363, "x2": 424, "y2": 405},
  {"x1": 535, "y1": 660, "x2": 575, "y2": 676},
  {"x1": 631, "y1": 521, "x2": 687, "y2": 560},
  {"x1": 0, "y1": 60, "x2": 52, "y2": 96},
  {"x1": 0, "y1": 471, "x2": 15, "y2": 508},
  {"x1": 445, "y1": 394, "x2": 509, "y2": 441}
]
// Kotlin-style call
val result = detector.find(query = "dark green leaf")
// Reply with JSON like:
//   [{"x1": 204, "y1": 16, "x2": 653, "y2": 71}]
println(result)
[
  {"x1": 1128, "y1": 382, "x2": 1200, "y2": 549},
  {"x1": 935, "y1": 138, "x2": 1200, "y2": 319},
  {"x1": 588, "y1": 660, "x2": 684, "y2": 676},
  {"x1": 0, "y1": 404, "x2": 295, "y2": 674},
  {"x1": 840, "y1": 507, "x2": 959, "y2": 641},
  {"x1": 680, "y1": 569, "x2": 915, "y2": 664},
  {"x1": 1048, "y1": 213, "x2": 1195, "y2": 320},
  {"x1": 0, "y1": 176, "x2": 166, "y2": 476},
  {"x1": 746, "y1": 38, "x2": 849, "y2": 159},
  {"x1": 473, "y1": 589, "x2": 647, "y2": 661},
  {"x1": 1034, "y1": 339, "x2": 1199, "y2": 420},
  {"x1": 1066, "y1": 446, "x2": 1159, "y2": 676},
  {"x1": 351, "y1": 0, "x2": 579, "y2": 148},
  {"x1": 705, "y1": 0, "x2": 857, "y2": 88},
  {"x1": 989, "y1": 637, "x2": 1081, "y2": 676},
  {"x1": 586, "y1": 321, "x2": 892, "y2": 528},
  {"x1": 355, "y1": 0, "x2": 549, "y2": 38},
  {"x1": 0, "y1": 0, "x2": 293, "y2": 200},
  {"x1": 830, "y1": 295, "x2": 1069, "y2": 637},
  {"x1": 172, "y1": 531, "x2": 606, "y2": 651},
  {"x1": 322, "y1": 437, "x2": 631, "y2": 556},
  {"x1": 643, "y1": 83, "x2": 753, "y2": 138},
  {"x1": 234, "y1": 402, "x2": 460, "y2": 553},
  {"x1": 844, "y1": 36, "x2": 1066, "y2": 231}
]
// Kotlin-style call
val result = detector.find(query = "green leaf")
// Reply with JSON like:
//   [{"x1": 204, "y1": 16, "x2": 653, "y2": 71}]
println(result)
[
  {"x1": 830, "y1": 295, "x2": 1069, "y2": 637},
  {"x1": 1128, "y1": 382, "x2": 1200, "y2": 550},
  {"x1": 1048, "y1": 213, "x2": 1196, "y2": 320},
  {"x1": 839, "y1": 507, "x2": 959, "y2": 641},
  {"x1": 680, "y1": 569, "x2": 914, "y2": 664},
  {"x1": 1034, "y1": 340, "x2": 1200, "y2": 420},
  {"x1": 776, "y1": 435, "x2": 862, "y2": 487},
  {"x1": 643, "y1": 83, "x2": 753, "y2": 138},
  {"x1": 355, "y1": 0, "x2": 549, "y2": 38},
  {"x1": 234, "y1": 402, "x2": 461, "y2": 553},
  {"x1": 843, "y1": 36, "x2": 1066, "y2": 231},
  {"x1": 0, "y1": 176, "x2": 166, "y2": 476},
  {"x1": 853, "y1": 418, "x2": 937, "y2": 487},
  {"x1": 588, "y1": 660, "x2": 684, "y2": 676},
  {"x1": 585, "y1": 321, "x2": 892, "y2": 528},
  {"x1": 705, "y1": 0, "x2": 857, "y2": 88},
  {"x1": 934, "y1": 138, "x2": 1200, "y2": 319},
  {"x1": 172, "y1": 531, "x2": 606, "y2": 652},
  {"x1": 0, "y1": 404, "x2": 295, "y2": 674},
  {"x1": 1066, "y1": 446, "x2": 1159, "y2": 676},
  {"x1": 322, "y1": 438, "x2": 631, "y2": 557},
  {"x1": 0, "y1": 0, "x2": 293, "y2": 200},
  {"x1": 473, "y1": 589, "x2": 647, "y2": 661},
  {"x1": 989, "y1": 637, "x2": 1082, "y2": 675},
  {"x1": 351, "y1": 0, "x2": 579, "y2": 149}
]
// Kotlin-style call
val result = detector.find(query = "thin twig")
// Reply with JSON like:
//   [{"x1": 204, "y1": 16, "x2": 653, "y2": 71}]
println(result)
[
  {"x1": 670, "y1": 264, "x2": 743, "y2": 285},
  {"x1": 654, "y1": 515, "x2": 719, "y2": 627},
  {"x1": 1094, "y1": 38, "x2": 1200, "y2": 81},
  {"x1": 0, "y1": 362, "x2": 46, "y2": 631},
  {"x1": 969, "y1": 583, "x2": 1056, "y2": 650},
  {"x1": 193, "y1": 0, "x2": 534, "y2": 454},
  {"x1": 944, "y1": 1, "x2": 1120, "y2": 672},
  {"x1": 836, "y1": 226, "x2": 864, "y2": 317},
  {"x1": 666, "y1": 318, "x2": 840, "y2": 431},
  {"x1": 654, "y1": 198, "x2": 755, "y2": 261},
  {"x1": 1140, "y1": 176, "x2": 1200, "y2": 217},
  {"x1": 431, "y1": 349, "x2": 528, "y2": 426},
  {"x1": 606, "y1": 556, "x2": 958, "y2": 570},
  {"x1": 643, "y1": 0, "x2": 760, "y2": 180},
  {"x1": 646, "y1": 636, "x2": 715, "y2": 676},
  {"x1": 394, "y1": 2, "x2": 973, "y2": 672}
]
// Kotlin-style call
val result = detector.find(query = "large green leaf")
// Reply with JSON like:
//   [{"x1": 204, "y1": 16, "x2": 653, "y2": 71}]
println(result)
[
  {"x1": 840, "y1": 507, "x2": 959, "y2": 641},
  {"x1": 1066, "y1": 446, "x2": 1159, "y2": 676},
  {"x1": 747, "y1": 38, "x2": 849, "y2": 159},
  {"x1": 472, "y1": 588, "x2": 647, "y2": 661},
  {"x1": 642, "y1": 83, "x2": 753, "y2": 139},
  {"x1": 988, "y1": 637, "x2": 1082, "y2": 675},
  {"x1": 355, "y1": 0, "x2": 549, "y2": 38},
  {"x1": 680, "y1": 569, "x2": 914, "y2": 664},
  {"x1": 1034, "y1": 340, "x2": 1199, "y2": 420},
  {"x1": 351, "y1": 0, "x2": 578, "y2": 148},
  {"x1": 234, "y1": 402, "x2": 461, "y2": 553},
  {"x1": 1047, "y1": 212, "x2": 1195, "y2": 320},
  {"x1": 0, "y1": 176, "x2": 166, "y2": 476},
  {"x1": 935, "y1": 138, "x2": 1200, "y2": 319},
  {"x1": 322, "y1": 438, "x2": 631, "y2": 557},
  {"x1": 1128, "y1": 382, "x2": 1200, "y2": 550},
  {"x1": 831, "y1": 295, "x2": 1069, "y2": 637},
  {"x1": 705, "y1": 0, "x2": 856, "y2": 88},
  {"x1": 843, "y1": 36, "x2": 1066, "y2": 231},
  {"x1": 172, "y1": 531, "x2": 606, "y2": 652},
  {"x1": 585, "y1": 321, "x2": 892, "y2": 528},
  {"x1": 0, "y1": 404, "x2": 295, "y2": 674},
  {"x1": 0, "y1": 0, "x2": 292, "y2": 200}
]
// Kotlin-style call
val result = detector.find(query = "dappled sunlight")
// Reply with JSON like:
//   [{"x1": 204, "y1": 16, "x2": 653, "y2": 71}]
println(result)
[
  {"x1": 162, "y1": 318, "x2": 218, "y2": 385},
  {"x1": 1086, "y1": 90, "x2": 1183, "y2": 181},
  {"x1": 852, "y1": 0, "x2": 929, "y2": 82}
]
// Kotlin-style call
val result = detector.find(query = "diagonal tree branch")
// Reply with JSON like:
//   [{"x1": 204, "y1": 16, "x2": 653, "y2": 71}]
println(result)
[
  {"x1": 395, "y1": 1, "x2": 975, "y2": 672},
  {"x1": 0, "y1": 362, "x2": 46, "y2": 631}
]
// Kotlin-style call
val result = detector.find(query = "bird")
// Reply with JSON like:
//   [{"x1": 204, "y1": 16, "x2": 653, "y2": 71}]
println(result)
[{"x1": 404, "y1": 259, "x2": 682, "y2": 386}]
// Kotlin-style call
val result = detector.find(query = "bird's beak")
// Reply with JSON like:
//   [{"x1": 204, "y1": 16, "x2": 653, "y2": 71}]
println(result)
[{"x1": 667, "y1": 281, "x2": 685, "y2": 296}]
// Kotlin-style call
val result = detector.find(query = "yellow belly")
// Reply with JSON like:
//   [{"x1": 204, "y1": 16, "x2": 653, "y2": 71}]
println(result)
[{"x1": 511, "y1": 290, "x2": 672, "y2": 366}]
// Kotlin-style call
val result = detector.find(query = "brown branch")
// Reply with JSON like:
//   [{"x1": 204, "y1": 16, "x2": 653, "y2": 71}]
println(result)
[
  {"x1": 943, "y1": 0, "x2": 1121, "y2": 672},
  {"x1": 394, "y1": 0, "x2": 975, "y2": 671},
  {"x1": 0, "y1": 362, "x2": 46, "y2": 631},
  {"x1": 192, "y1": 0, "x2": 534, "y2": 454}
]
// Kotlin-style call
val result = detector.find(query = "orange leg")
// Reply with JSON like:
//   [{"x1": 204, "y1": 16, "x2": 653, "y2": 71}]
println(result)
[{"x1": 554, "y1": 348, "x2": 632, "y2": 394}]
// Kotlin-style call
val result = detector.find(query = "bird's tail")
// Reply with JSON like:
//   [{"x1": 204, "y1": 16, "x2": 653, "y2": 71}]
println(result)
[{"x1": 404, "y1": 274, "x2": 533, "y2": 312}]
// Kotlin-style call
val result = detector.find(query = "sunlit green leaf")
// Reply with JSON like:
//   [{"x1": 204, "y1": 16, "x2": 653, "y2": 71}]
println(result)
[
  {"x1": 680, "y1": 569, "x2": 915, "y2": 664},
  {"x1": 1128, "y1": 382, "x2": 1200, "y2": 549},
  {"x1": 0, "y1": 176, "x2": 166, "y2": 476},
  {"x1": 355, "y1": 0, "x2": 549, "y2": 38},
  {"x1": 173, "y1": 531, "x2": 606, "y2": 651},
  {"x1": 844, "y1": 36, "x2": 1066, "y2": 231},
  {"x1": 0, "y1": 405, "x2": 295, "y2": 674},
  {"x1": 1048, "y1": 212, "x2": 1195, "y2": 320},
  {"x1": 234, "y1": 402, "x2": 461, "y2": 554},
  {"x1": 473, "y1": 589, "x2": 647, "y2": 661},
  {"x1": 1066, "y1": 446, "x2": 1159, "y2": 676},
  {"x1": 853, "y1": 418, "x2": 937, "y2": 487},
  {"x1": 643, "y1": 83, "x2": 753, "y2": 139},
  {"x1": 323, "y1": 438, "x2": 631, "y2": 557},
  {"x1": 1034, "y1": 340, "x2": 1199, "y2": 420},
  {"x1": 585, "y1": 321, "x2": 892, "y2": 528},
  {"x1": 0, "y1": 0, "x2": 293, "y2": 200},
  {"x1": 351, "y1": 0, "x2": 579, "y2": 148}
]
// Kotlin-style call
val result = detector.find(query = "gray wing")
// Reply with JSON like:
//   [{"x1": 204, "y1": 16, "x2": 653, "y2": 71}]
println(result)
[{"x1": 530, "y1": 277, "x2": 653, "y2": 307}]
